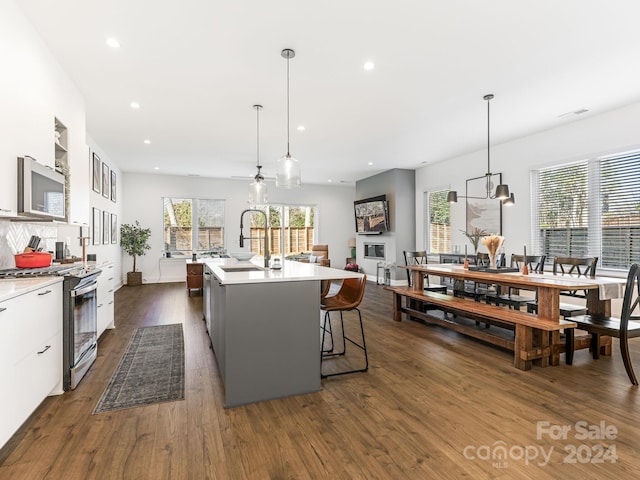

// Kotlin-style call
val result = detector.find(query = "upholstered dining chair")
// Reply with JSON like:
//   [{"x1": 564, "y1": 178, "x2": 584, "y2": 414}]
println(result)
[{"x1": 320, "y1": 274, "x2": 368, "y2": 378}]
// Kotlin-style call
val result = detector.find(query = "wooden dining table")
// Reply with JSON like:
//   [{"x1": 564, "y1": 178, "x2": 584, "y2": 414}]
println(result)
[{"x1": 403, "y1": 263, "x2": 627, "y2": 322}]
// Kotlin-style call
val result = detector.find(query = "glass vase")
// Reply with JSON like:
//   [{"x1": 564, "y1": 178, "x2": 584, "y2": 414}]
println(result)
[{"x1": 489, "y1": 252, "x2": 497, "y2": 269}]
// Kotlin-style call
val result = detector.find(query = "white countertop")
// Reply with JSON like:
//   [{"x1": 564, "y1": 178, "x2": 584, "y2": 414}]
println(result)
[
  {"x1": 0, "y1": 276, "x2": 64, "y2": 302},
  {"x1": 204, "y1": 258, "x2": 362, "y2": 285}
]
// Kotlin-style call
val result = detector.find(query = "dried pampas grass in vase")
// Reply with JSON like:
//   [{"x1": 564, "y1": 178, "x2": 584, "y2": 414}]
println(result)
[{"x1": 481, "y1": 234, "x2": 505, "y2": 269}]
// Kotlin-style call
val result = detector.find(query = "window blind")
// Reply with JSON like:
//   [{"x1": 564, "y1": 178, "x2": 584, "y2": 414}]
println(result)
[
  {"x1": 600, "y1": 151, "x2": 640, "y2": 269},
  {"x1": 532, "y1": 150, "x2": 640, "y2": 271}
]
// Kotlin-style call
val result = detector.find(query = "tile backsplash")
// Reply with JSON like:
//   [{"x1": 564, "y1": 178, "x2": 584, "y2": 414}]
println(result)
[{"x1": 0, "y1": 220, "x2": 58, "y2": 269}]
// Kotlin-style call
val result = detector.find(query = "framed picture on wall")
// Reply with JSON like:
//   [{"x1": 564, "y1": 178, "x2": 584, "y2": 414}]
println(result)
[
  {"x1": 110, "y1": 170, "x2": 117, "y2": 202},
  {"x1": 465, "y1": 173, "x2": 502, "y2": 235},
  {"x1": 111, "y1": 214, "x2": 117, "y2": 244},
  {"x1": 92, "y1": 208, "x2": 100, "y2": 245},
  {"x1": 102, "y1": 163, "x2": 110, "y2": 198},
  {"x1": 103, "y1": 211, "x2": 110, "y2": 244},
  {"x1": 92, "y1": 153, "x2": 101, "y2": 193}
]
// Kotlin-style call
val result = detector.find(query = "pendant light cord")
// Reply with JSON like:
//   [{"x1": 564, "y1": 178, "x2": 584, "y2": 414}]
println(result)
[
  {"x1": 486, "y1": 95, "x2": 491, "y2": 176},
  {"x1": 286, "y1": 55, "x2": 290, "y2": 157},
  {"x1": 256, "y1": 105, "x2": 260, "y2": 168}
]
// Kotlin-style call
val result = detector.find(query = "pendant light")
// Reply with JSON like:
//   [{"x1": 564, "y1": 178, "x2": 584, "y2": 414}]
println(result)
[
  {"x1": 249, "y1": 104, "x2": 268, "y2": 205},
  {"x1": 276, "y1": 48, "x2": 301, "y2": 188},
  {"x1": 446, "y1": 94, "x2": 515, "y2": 205}
]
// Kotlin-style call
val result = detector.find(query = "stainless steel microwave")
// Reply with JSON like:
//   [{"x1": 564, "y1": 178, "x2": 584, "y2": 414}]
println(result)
[{"x1": 17, "y1": 156, "x2": 66, "y2": 220}]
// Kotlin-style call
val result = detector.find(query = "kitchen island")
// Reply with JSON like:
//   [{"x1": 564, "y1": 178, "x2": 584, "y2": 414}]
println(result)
[{"x1": 203, "y1": 258, "x2": 362, "y2": 407}]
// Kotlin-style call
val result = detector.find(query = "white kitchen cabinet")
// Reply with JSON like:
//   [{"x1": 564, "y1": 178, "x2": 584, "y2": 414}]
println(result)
[
  {"x1": 97, "y1": 262, "x2": 115, "y2": 338},
  {"x1": 67, "y1": 143, "x2": 90, "y2": 226},
  {"x1": 0, "y1": 156, "x2": 18, "y2": 217},
  {"x1": 0, "y1": 280, "x2": 63, "y2": 449},
  {"x1": 55, "y1": 117, "x2": 89, "y2": 226}
]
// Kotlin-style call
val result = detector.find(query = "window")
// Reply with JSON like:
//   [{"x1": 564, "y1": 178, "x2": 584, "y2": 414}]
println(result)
[
  {"x1": 246, "y1": 204, "x2": 315, "y2": 256},
  {"x1": 425, "y1": 189, "x2": 451, "y2": 253},
  {"x1": 532, "y1": 150, "x2": 640, "y2": 270},
  {"x1": 163, "y1": 198, "x2": 225, "y2": 254}
]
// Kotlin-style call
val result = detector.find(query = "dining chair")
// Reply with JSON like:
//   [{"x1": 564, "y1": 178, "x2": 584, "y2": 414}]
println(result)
[
  {"x1": 565, "y1": 263, "x2": 640, "y2": 385},
  {"x1": 464, "y1": 252, "x2": 505, "y2": 301},
  {"x1": 403, "y1": 251, "x2": 447, "y2": 293},
  {"x1": 527, "y1": 256, "x2": 598, "y2": 318},
  {"x1": 320, "y1": 275, "x2": 368, "y2": 378},
  {"x1": 486, "y1": 255, "x2": 546, "y2": 309}
]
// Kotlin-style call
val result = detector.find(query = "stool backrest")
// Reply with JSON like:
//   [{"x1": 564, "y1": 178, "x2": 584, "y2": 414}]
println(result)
[{"x1": 332, "y1": 275, "x2": 367, "y2": 310}]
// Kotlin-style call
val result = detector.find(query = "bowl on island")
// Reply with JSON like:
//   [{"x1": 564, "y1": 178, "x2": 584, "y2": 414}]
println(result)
[{"x1": 229, "y1": 252, "x2": 255, "y2": 261}]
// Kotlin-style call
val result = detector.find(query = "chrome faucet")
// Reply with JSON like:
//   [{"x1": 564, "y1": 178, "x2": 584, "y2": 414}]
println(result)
[{"x1": 239, "y1": 209, "x2": 270, "y2": 268}]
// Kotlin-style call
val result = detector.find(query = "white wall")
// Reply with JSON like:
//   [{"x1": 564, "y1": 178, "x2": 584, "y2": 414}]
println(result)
[
  {"x1": 121, "y1": 173, "x2": 356, "y2": 283},
  {"x1": 416, "y1": 101, "x2": 640, "y2": 272},
  {"x1": 0, "y1": 1, "x2": 123, "y2": 284}
]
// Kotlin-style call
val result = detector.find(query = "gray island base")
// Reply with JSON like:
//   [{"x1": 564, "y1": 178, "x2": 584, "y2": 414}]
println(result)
[{"x1": 204, "y1": 258, "x2": 362, "y2": 407}]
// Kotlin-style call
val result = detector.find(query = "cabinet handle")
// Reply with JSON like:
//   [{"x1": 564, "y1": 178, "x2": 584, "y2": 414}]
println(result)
[
  {"x1": 108, "y1": 277, "x2": 114, "y2": 281},
  {"x1": 108, "y1": 265, "x2": 114, "y2": 269},
  {"x1": 0, "y1": 307, "x2": 6, "y2": 313},
  {"x1": 0, "y1": 208, "x2": 10, "y2": 212},
  {"x1": 108, "y1": 289, "x2": 114, "y2": 293},
  {"x1": 37, "y1": 345, "x2": 51, "y2": 354},
  {"x1": 109, "y1": 300, "x2": 114, "y2": 305},
  {"x1": 98, "y1": 303, "x2": 103, "y2": 308},
  {"x1": 38, "y1": 290, "x2": 52, "y2": 296}
]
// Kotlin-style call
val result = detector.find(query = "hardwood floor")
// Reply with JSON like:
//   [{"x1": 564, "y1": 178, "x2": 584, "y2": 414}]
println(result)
[{"x1": 1, "y1": 281, "x2": 640, "y2": 479}]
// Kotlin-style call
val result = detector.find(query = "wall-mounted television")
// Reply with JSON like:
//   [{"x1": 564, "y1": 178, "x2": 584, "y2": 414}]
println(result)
[{"x1": 354, "y1": 195, "x2": 390, "y2": 234}]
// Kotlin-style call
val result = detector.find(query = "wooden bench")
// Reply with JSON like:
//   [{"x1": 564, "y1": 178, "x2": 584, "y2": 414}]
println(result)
[{"x1": 384, "y1": 286, "x2": 576, "y2": 371}]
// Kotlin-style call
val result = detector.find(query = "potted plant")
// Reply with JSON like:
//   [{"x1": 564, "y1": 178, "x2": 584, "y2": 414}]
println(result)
[{"x1": 120, "y1": 221, "x2": 151, "y2": 286}]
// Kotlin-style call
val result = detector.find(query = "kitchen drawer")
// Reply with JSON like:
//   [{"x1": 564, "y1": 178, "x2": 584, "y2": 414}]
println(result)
[
  {"x1": 1, "y1": 283, "x2": 62, "y2": 364},
  {"x1": 0, "y1": 330, "x2": 62, "y2": 448},
  {"x1": 97, "y1": 294, "x2": 115, "y2": 338}
]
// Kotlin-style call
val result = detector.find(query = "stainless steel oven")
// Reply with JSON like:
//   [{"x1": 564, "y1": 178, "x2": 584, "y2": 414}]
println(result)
[{"x1": 63, "y1": 270, "x2": 101, "y2": 390}]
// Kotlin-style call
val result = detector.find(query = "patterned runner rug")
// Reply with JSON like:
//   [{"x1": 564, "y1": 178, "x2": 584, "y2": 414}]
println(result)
[{"x1": 93, "y1": 324, "x2": 185, "y2": 414}]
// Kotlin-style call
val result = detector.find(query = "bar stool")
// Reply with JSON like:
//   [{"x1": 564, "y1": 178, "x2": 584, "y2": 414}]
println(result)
[{"x1": 320, "y1": 275, "x2": 368, "y2": 378}]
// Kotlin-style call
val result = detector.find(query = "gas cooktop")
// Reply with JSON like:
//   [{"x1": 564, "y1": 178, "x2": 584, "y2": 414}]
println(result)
[{"x1": 0, "y1": 264, "x2": 97, "y2": 279}]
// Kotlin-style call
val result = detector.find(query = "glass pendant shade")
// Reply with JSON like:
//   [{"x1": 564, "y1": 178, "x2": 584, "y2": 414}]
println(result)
[
  {"x1": 446, "y1": 191, "x2": 458, "y2": 203},
  {"x1": 249, "y1": 177, "x2": 267, "y2": 205},
  {"x1": 276, "y1": 153, "x2": 301, "y2": 188}
]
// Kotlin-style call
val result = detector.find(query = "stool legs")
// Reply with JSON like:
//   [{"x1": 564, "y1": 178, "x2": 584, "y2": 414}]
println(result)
[{"x1": 321, "y1": 308, "x2": 368, "y2": 378}]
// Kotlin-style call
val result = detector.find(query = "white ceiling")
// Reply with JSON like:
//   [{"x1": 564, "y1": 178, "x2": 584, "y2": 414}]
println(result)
[{"x1": 15, "y1": 0, "x2": 640, "y2": 185}]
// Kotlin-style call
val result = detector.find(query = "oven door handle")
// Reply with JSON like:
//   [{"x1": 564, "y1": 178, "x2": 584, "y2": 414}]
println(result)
[{"x1": 71, "y1": 282, "x2": 98, "y2": 297}]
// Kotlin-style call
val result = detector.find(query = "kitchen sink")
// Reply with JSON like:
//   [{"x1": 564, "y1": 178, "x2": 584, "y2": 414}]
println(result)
[{"x1": 219, "y1": 266, "x2": 265, "y2": 272}]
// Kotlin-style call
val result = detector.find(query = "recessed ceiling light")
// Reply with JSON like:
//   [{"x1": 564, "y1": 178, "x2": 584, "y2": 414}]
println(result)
[
  {"x1": 106, "y1": 38, "x2": 120, "y2": 49},
  {"x1": 367, "y1": 162, "x2": 373, "y2": 166},
  {"x1": 297, "y1": 125, "x2": 305, "y2": 131},
  {"x1": 154, "y1": 166, "x2": 159, "y2": 170},
  {"x1": 143, "y1": 139, "x2": 151, "y2": 144},
  {"x1": 327, "y1": 179, "x2": 332, "y2": 183},
  {"x1": 364, "y1": 61, "x2": 375, "y2": 71},
  {"x1": 130, "y1": 102, "x2": 140, "y2": 109}
]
